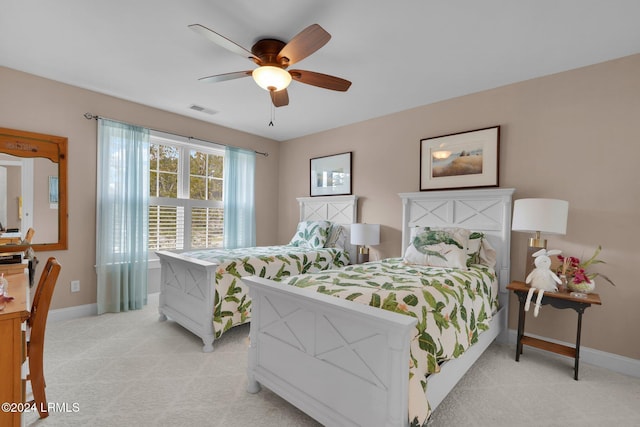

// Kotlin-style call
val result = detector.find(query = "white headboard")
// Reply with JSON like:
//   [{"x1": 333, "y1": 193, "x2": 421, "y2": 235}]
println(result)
[
  {"x1": 296, "y1": 195, "x2": 358, "y2": 263},
  {"x1": 398, "y1": 188, "x2": 514, "y2": 295}
]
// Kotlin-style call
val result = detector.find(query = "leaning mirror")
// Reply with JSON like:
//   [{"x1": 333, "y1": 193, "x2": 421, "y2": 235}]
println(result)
[{"x1": 0, "y1": 127, "x2": 68, "y2": 251}]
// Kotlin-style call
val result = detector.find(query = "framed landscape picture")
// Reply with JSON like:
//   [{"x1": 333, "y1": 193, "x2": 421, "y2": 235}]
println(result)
[
  {"x1": 420, "y1": 126, "x2": 500, "y2": 191},
  {"x1": 310, "y1": 152, "x2": 352, "y2": 196}
]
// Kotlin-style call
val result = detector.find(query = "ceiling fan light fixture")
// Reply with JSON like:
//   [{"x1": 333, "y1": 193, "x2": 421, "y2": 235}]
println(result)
[{"x1": 252, "y1": 66, "x2": 292, "y2": 91}]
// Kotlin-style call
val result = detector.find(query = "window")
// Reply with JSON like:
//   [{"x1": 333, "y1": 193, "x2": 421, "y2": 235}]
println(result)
[{"x1": 148, "y1": 133, "x2": 224, "y2": 251}]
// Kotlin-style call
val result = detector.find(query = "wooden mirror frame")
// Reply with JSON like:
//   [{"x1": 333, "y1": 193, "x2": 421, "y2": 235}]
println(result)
[{"x1": 0, "y1": 127, "x2": 68, "y2": 251}]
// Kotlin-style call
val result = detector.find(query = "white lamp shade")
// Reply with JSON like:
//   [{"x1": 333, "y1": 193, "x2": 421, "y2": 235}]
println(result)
[
  {"x1": 512, "y1": 198, "x2": 569, "y2": 235},
  {"x1": 350, "y1": 223, "x2": 380, "y2": 246},
  {"x1": 252, "y1": 66, "x2": 292, "y2": 91}
]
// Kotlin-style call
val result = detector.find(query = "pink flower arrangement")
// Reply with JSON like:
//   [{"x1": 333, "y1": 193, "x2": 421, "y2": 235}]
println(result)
[{"x1": 557, "y1": 245, "x2": 615, "y2": 286}]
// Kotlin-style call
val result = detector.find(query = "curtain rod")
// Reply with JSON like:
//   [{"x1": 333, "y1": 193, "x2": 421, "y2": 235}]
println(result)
[{"x1": 83, "y1": 113, "x2": 268, "y2": 157}]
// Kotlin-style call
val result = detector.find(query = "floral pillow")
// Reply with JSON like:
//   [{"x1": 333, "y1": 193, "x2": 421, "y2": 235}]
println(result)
[
  {"x1": 466, "y1": 232, "x2": 484, "y2": 266},
  {"x1": 403, "y1": 227, "x2": 470, "y2": 269},
  {"x1": 466, "y1": 232, "x2": 497, "y2": 268},
  {"x1": 324, "y1": 223, "x2": 346, "y2": 249},
  {"x1": 289, "y1": 220, "x2": 332, "y2": 249}
]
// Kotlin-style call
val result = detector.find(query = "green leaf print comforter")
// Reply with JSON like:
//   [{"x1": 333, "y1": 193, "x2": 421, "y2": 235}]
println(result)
[
  {"x1": 180, "y1": 245, "x2": 350, "y2": 338},
  {"x1": 281, "y1": 258, "x2": 499, "y2": 426}
]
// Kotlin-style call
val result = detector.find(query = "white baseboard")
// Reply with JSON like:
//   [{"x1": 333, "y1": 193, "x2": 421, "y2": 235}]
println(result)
[
  {"x1": 47, "y1": 290, "x2": 160, "y2": 322},
  {"x1": 508, "y1": 329, "x2": 640, "y2": 379},
  {"x1": 48, "y1": 303, "x2": 97, "y2": 322}
]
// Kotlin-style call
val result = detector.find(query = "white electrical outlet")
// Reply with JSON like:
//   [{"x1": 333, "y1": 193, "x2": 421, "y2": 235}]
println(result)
[{"x1": 71, "y1": 280, "x2": 80, "y2": 293}]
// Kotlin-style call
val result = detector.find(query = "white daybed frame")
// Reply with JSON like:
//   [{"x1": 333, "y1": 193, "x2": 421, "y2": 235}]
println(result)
[
  {"x1": 244, "y1": 188, "x2": 514, "y2": 426},
  {"x1": 156, "y1": 195, "x2": 358, "y2": 352}
]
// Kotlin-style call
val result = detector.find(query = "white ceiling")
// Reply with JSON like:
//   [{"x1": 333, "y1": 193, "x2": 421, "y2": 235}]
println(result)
[{"x1": 2, "y1": 1, "x2": 639, "y2": 141}]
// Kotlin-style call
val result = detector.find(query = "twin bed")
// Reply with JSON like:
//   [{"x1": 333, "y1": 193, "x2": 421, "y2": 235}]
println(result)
[
  {"x1": 244, "y1": 188, "x2": 514, "y2": 426},
  {"x1": 157, "y1": 188, "x2": 514, "y2": 425},
  {"x1": 156, "y1": 195, "x2": 358, "y2": 352}
]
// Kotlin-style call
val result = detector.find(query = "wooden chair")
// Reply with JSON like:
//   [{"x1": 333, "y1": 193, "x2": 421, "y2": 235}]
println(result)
[
  {"x1": 23, "y1": 228, "x2": 37, "y2": 286},
  {"x1": 24, "y1": 227, "x2": 35, "y2": 244},
  {"x1": 27, "y1": 257, "x2": 61, "y2": 418}
]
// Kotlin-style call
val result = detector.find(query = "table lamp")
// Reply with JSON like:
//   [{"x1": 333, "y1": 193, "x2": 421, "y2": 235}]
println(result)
[
  {"x1": 350, "y1": 223, "x2": 380, "y2": 264},
  {"x1": 512, "y1": 198, "x2": 568, "y2": 278}
]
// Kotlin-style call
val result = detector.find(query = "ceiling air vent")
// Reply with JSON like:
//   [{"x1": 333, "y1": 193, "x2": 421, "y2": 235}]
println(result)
[{"x1": 189, "y1": 104, "x2": 217, "y2": 115}]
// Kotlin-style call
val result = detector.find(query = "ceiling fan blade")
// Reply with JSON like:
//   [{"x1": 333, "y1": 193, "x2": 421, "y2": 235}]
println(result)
[
  {"x1": 289, "y1": 70, "x2": 352, "y2": 91},
  {"x1": 198, "y1": 71, "x2": 253, "y2": 84},
  {"x1": 270, "y1": 89, "x2": 289, "y2": 107},
  {"x1": 189, "y1": 24, "x2": 260, "y2": 63},
  {"x1": 277, "y1": 24, "x2": 331, "y2": 66}
]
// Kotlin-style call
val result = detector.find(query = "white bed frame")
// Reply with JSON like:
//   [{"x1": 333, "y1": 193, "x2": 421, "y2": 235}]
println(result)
[
  {"x1": 244, "y1": 188, "x2": 514, "y2": 426},
  {"x1": 156, "y1": 195, "x2": 358, "y2": 352}
]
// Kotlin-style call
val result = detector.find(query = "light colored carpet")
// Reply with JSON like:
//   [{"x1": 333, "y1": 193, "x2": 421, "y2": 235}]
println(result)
[{"x1": 25, "y1": 293, "x2": 640, "y2": 427}]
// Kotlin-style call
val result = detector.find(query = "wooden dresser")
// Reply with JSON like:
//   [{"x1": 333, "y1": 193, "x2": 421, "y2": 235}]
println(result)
[
  {"x1": 0, "y1": 237, "x2": 21, "y2": 246},
  {"x1": 0, "y1": 262, "x2": 27, "y2": 276},
  {"x1": 0, "y1": 273, "x2": 29, "y2": 426}
]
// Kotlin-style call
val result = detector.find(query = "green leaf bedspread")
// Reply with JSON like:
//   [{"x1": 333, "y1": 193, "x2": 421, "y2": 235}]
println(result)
[
  {"x1": 280, "y1": 258, "x2": 499, "y2": 426},
  {"x1": 180, "y1": 245, "x2": 350, "y2": 338}
]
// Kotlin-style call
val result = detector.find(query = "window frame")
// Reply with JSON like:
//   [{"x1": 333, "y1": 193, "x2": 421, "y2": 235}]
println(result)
[{"x1": 148, "y1": 131, "x2": 225, "y2": 255}]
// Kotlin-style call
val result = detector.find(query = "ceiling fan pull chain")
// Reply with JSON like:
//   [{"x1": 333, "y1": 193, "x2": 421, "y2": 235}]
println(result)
[{"x1": 269, "y1": 101, "x2": 275, "y2": 126}]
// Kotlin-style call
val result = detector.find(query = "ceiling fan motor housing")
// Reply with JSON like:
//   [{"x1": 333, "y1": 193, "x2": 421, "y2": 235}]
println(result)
[{"x1": 251, "y1": 39, "x2": 288, "y2": 67}]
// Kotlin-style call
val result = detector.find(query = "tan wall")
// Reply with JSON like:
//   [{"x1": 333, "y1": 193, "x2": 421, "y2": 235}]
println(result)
[
  {"x1": 6, "y1": 165, "x2": 21, "y2": 227},
  {"x1": 0, "y1": 66, "x2": 280, "y2": 311},
  {"x1": 278, "y1": 54, "x2": 640, "y2": 360}
]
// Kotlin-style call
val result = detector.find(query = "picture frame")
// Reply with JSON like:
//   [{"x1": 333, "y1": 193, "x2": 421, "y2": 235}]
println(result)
[
  {"x1": 420, "y1": 126, "x2": 500, "y2": 191},
  {"x1": 310, "y1": 152, "x2": 352, "y2": 196},
  {"x1": 48, "y1": 175, "x2": 59, "y2": 208}
]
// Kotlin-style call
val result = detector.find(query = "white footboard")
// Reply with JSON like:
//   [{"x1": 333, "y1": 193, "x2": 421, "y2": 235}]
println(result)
[
  {"x1": 244, "y1": 276, "x2": 417, "y2": 427},
  {"x1": 157, "y1": 251, "x2": 219, "y2": 352}
]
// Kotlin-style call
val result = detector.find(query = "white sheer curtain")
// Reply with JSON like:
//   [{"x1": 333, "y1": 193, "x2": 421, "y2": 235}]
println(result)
[
  {"x1": 223, "y1": 146, "x2": 256, "y2": 249},
  {"x1": 96, "y1": 119, "x2": 150, "y2": 314}
]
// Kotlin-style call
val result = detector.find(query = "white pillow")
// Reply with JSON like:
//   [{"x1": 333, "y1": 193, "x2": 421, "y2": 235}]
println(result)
[
  {"x1": 479, "y1": 238, "x2": 497, "y2": 268},
  {"x1": 289, "y1": 220, "x2": 332, "y2": 248}
]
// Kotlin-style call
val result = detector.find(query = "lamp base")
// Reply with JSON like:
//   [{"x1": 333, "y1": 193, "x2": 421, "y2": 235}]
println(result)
[
  {"x1": 528, "y1": 237, "x2": 547, "y2": 248},
  {"x1": 357, "y1": 247, "x2": 370, "y2": 264}
]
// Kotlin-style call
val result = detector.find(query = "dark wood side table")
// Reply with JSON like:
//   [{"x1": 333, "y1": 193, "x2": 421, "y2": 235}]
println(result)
[{"x1": 507, "y1": 281, "x2": 602, "y2": 380}]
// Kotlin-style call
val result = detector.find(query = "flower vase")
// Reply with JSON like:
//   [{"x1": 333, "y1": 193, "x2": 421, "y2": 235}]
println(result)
[
  {"x1": 567, "y1": 278, "x2": 595, "y2": 294},
  {"x1": 556, "y1": 274, "x2": 567, "y2": 292}
]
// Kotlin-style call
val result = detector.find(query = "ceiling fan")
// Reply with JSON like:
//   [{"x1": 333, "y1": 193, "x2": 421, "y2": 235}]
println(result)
[{"x1": 189, "y1": 23, "x2": 352, "y2": 107}]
